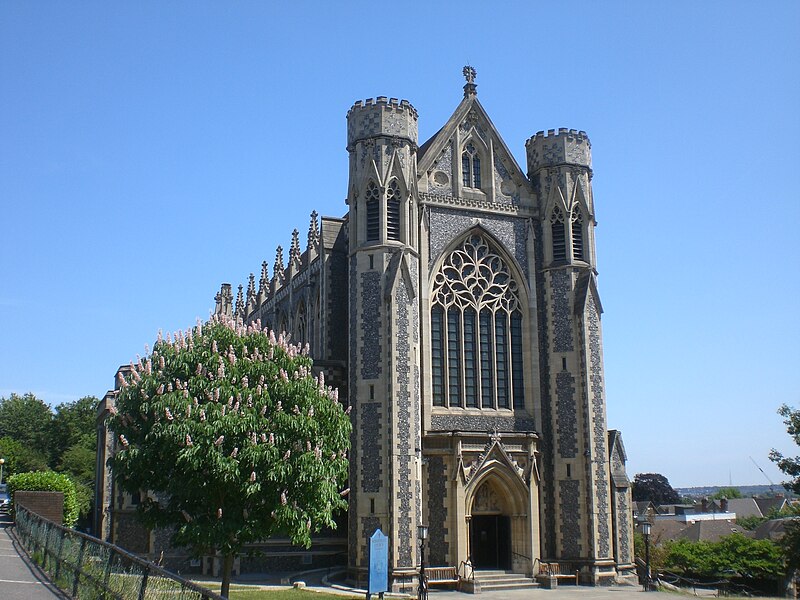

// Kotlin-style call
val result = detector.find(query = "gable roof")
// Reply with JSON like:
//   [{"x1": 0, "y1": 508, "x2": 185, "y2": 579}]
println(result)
[
  {"x1": 754, "y1": 496, "x2": 788, "y2": 516},
  {"x1": 650, "y1": 520, "x2": 689, "y2": 544},
  {"x1": 417, "y1": 93, "x2": 527, "y2": 185},
  {"x1": 677, "y1": 521, "x2": 749, "y2": 543},
  {"x1": 634, "y1": 500, "x2": 657, "y2": 516},
  {"x1": 753, "y1": 517, "x2": 798, "y2": 541},
  {"x1": 710, "y1": 497, "x2": 762, "y2": 518}
]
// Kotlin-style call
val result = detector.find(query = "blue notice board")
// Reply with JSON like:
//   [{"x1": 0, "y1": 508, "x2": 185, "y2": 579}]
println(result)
[{"x1": 369, "y1": 528, "x2": 388, "y2": 594}]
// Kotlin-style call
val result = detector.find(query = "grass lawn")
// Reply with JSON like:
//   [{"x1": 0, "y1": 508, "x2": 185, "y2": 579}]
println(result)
[{"x1": 200, "y1": 585, "x2": 361, "y2": 600}]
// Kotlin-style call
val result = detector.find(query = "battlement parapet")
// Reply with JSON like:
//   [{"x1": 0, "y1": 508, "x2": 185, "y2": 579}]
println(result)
[
  {"x1": 525, "y1": 128, "x2": 592, "y2": 172},
  {"x1": 347, "y1": 96, "x2": 418, "y2": 147}
]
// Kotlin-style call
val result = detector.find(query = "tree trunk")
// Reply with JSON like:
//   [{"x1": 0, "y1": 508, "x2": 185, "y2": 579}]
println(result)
[{"x1": 221, "y1": 553, "x2": 234, "y2": 599}]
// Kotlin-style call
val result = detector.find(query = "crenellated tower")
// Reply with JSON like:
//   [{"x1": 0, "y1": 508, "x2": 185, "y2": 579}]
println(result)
[
  {"x1": 346, "y1": 96, "x2": 423, "y2": 588},
  {"x1": 526, "y1": 129, "x2": 626, "y2": 579}
]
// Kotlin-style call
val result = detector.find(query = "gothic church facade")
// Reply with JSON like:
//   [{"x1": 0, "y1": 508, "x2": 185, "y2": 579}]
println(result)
[
  {"x1": 210, "y1": 71, "x2": 635, "y2": 586},
  {"x1": 96, "y1": 70, "x2": 634, "y2": 585}
]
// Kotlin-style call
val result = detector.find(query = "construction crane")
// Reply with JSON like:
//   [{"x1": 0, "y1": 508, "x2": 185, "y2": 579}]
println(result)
[{"x1": 749, "y1": 456, "x2": 776, "y2": 494}]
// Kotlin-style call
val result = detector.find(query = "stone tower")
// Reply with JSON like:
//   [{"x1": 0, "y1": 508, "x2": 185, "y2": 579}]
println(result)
[
  {"x1": 345, "y1": 97, "x2": 424, "y2": 587},
  {"x1": 526, "y1": 129, "x2": 622, "y2": 578}
]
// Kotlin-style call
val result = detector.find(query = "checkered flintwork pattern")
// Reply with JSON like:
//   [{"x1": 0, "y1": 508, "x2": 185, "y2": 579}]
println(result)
[{"x1": 395, "y1": 277, "x2": 414, "y2": 566}]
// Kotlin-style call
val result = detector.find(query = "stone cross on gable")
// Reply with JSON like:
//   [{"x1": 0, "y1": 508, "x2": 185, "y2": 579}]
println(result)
[
  {"x1": 462, "y1": 65, "x2": 478, "y2": 97},
  {"x1": 463, "y1": 65, "x2": 477, "y2": 84}
]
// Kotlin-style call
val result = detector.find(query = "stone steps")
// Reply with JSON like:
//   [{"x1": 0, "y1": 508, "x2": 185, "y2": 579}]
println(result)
[{"x1": 471, "y1": 570, "x2": 539, "y2": 592}]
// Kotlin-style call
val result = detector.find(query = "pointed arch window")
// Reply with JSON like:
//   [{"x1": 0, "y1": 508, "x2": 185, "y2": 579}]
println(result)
[
  {"x1": 295, "y1": 301, "x2": 307, "y2": 345},
  {"x1": 550, "y1": 206, "x2": 566, "y2": 262},
  {"x1": 461, "y1": 143, "x2": 481, "y2": 188},
  {"x1": 386, "y1": 179, "x2": 401, "y2": 241},
  {"x1": 366, "y1": 181, "x2": 380, "y2": 242},
  {"x1": 571, "y1": 208, "x2": 584, "y2": 261},
  {"x1": 431, "y1": 233, "x2": 525, "y2": 410},
  {"x1": 277, "y1": 313, "x2": 288, "y2": 337}
]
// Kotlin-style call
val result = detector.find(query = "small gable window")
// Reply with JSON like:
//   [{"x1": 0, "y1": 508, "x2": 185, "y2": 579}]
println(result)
[
  {"x1": 461, "y1": 143, "x2": 481, "y2": 188},
  {"x1": 386, "y1": 179, "x2": 401, "y2": 241},
  {"x1": 571, "y1": 208, "x2": 584, "y2": 261},
  {"x1": 366, "y1": 181, "x2": 380, "y2": 242},
  {"x1": 551, "y1": 206, "x2": 566, "y2": 262}
]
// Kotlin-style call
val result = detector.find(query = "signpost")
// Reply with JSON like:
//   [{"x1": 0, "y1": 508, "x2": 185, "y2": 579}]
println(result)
[{"x1": 368, "y1": 529, "x2": 388, "y2": 600}]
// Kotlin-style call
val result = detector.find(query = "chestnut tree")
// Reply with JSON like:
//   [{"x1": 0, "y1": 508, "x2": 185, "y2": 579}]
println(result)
[{"x1": 108, "y1": 316, "x2": 351, "y2": 598}]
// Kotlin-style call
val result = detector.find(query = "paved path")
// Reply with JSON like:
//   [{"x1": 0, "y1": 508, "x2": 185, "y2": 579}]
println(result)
[
  {"x1": 0, "y1": 510, "x2": 66, "y2": 599},
  {"x1": 196, "y1": 570, "x2": 653, "y2": 600}
]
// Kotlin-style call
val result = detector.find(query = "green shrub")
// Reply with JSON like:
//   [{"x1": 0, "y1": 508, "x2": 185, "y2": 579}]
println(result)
[{"x1": 7, "y1": 470, "x2": 79, "y2": 527}]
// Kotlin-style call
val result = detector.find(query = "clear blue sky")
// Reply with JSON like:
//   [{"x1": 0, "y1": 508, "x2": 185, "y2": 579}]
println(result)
[{"x1": 1, "y1": 2, "x2": 798, "y2": 489}]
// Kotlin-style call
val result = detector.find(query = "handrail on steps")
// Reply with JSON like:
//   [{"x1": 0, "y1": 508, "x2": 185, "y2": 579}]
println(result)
[{"x1": 458, "y1": 559, "x2": 475, "y2": 581}]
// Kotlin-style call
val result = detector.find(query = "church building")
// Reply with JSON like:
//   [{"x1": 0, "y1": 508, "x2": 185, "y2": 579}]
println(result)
[{"x1": 97, "y1": 68, "x2": 635, "y2": 588}]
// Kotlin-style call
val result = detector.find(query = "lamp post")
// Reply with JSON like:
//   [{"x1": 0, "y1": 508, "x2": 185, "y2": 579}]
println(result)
[
  {"x1": 417, "y1": 525, "x2": 428, "y2": 600},
  {"x1": 641, "y1": 519, "x2": 652, "y2": 592},
  {"x1": 0, "y1": 458, "x2": 5, "y2": 485}
]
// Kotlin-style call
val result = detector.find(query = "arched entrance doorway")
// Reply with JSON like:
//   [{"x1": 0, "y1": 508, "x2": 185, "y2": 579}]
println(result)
[{"x1": 469, "y1": 479, "x2": 512, "y2": 570}]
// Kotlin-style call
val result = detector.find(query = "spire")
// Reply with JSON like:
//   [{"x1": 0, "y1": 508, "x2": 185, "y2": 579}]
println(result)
[
  {"x1": 246, "y1": 273, "x2": 256, "y2": 308},
  {"x1": 259, "y1": 261, "x2": 269, "y2": 295},
  {"x1": 273, "y1": 246, "x2": 285, "y2": 286},
  {"x1": 308, "y1": 211, "x2": 320, "y2": 251},
  {"x1": 235, "y1": 284, "x2": 245, "y2": 318},
  {"x1": 289, "y1": 228, "x2": 302, "y2": 269},
  {"x1": 463, "y1": 65, "x2": 477, "y2": 98}
]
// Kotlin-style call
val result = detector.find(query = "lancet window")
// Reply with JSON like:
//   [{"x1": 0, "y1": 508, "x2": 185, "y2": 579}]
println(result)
[
  {"x1": 386, "y1": 179, "x2": 401, "y2": 241},
  {"x1": 366, "y1": 181, "x2": 380, "y2": 242},
  {"x1": 571, "y1": 208, "x2": 584, "y2": 261},
  {"x1": 461, "y1": 143, "x2": 481, "y2": 188},
  {"x1": 431, "y1": 233, "x2": 525, "y2": 410},
  {"x1": 550, "y1": 206, "x2": 566, "y2": 262},
  {"x1": 295, "y1": 301, "x2": 307, "y2": 345}
]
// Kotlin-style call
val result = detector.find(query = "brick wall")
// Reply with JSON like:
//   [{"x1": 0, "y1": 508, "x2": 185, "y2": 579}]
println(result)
[{"x1": 15, "y1": 491, "x2": 64, "y2": 524}]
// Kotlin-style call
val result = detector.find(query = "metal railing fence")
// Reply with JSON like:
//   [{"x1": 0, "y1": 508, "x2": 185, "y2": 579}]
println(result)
[{"x1": 14, "y1": 503, "x2": 225, "y2": 600}]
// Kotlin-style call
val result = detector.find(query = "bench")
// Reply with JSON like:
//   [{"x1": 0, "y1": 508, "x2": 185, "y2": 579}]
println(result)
[
  {"x1": 536, "y1": 562, "x2": 580, "y2": 585},
  {"x1": 425, "y1": 566, "x2": 459, "y2": 588}
]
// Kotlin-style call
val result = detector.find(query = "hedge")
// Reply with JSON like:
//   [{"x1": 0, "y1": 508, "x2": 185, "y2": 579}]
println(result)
[{"x1": 7, "y1": 471, "x2": 79, "y2": 527}]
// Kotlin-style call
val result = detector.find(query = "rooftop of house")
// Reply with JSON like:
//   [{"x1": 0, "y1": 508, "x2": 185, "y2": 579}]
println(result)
[{"x1": 677, "y1": 520, "x2": 749, "y2": 543}]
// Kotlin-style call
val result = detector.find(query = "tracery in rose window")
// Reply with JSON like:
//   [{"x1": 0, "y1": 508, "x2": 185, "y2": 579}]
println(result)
[{"x1": 431, "y1": 233, "x2": 525, "y2": 410}]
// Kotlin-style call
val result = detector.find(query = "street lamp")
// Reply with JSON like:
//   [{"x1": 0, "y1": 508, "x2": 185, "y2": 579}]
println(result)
[
  {"x1": 0, "y1": 458, "x2": 5, "y2": 485},
  {"x1": 640, "y1": 518, "x2": 652, "y2": 591},
  {"x1": 417, "y1": 525, "x2": 428, "y2": 600}
]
